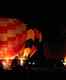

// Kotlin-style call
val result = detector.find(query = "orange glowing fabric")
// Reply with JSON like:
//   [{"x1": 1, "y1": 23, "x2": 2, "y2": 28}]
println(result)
[{"x1": 0, "y1": 18, "x2": 27, "y2": 59}]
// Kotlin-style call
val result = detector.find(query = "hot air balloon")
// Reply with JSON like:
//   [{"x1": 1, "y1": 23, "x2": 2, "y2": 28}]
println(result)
[{"x1": 0, "y1": 17, "x2": 42, "y2": 70}]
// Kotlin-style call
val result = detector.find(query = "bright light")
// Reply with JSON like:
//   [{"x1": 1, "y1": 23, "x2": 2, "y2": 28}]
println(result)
[
  {"x1": 63, "y1": 62, "x2": 66, "y2": 65},
  {"x1": 63, "y1": 57, "x2": 66, "y2": 66},
  {"x1": 2, "y1": 59, "x2": 12, "y2": 70},
  {"x1": 32, "y1": 61, "x2": 35, "y2": 65},
  {"x1": 19, "y1": 58, "x2": 24, "y2": 66},
  {"x1": 64, "y1": 57, "x2": 66, "y2": 62},
  {"x1": 23, "y1": 48, "x2": 31, "y2": 57}
]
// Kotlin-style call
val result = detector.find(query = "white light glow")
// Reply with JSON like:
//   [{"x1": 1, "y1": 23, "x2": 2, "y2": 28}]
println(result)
[
  {"x1": 63, "y1": 62, "x2": 66, "y2": 65},
  {"x1": 20, "y1": 59, "x2": 24, "y2": 66},
  {"x1": 2, "y1": 60, "x2": 12, "y2": 70},
  {"x1": 32, "y1": 62, "x2": 35, "y2": 65}
]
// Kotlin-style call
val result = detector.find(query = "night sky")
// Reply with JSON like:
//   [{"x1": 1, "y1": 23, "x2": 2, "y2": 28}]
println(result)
[{"x1": 48, "y1": 17, "x2": 64, "y2": 59}]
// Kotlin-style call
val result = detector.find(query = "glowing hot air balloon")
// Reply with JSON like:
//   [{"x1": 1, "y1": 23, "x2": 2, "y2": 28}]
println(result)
[{"x1": 0, "y1": 17, "x2": 42, "y2": 70}]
